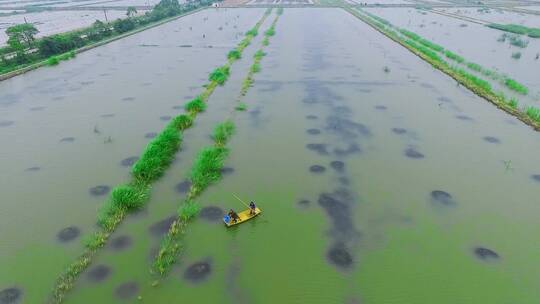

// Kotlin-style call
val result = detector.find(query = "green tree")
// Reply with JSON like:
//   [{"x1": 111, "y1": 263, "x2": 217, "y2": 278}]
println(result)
[
  {"x1": 6, "y1": 23, "x2": 39, "y2": 49},
  {"x1": 126, "y1": 6, "x2": 137, "y2": 17}
]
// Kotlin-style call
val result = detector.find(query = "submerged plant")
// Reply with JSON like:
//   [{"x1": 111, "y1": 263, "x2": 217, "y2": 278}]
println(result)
[
  {"x1": 254, "y1": 50, "x2": 266, "y2": 60},
  {"x1": 235, "y1": 102, "x2": 247, "y2": 111},
  {"x1": 504, "y1": 78, "x2": 528, "y2": 95},
  {"x1": 264, "y1": 27, "x2": 275, "y2": 37},
  {"x1": 250, "y1": 63, "x2": 261, "y2": 73},
  {"x1": 383, "y1": 66, "x2": 390, "y2": 73},
  {"x1": 212, "y1": 120, "x2": 235, "y2": 146},
  {"x1": 444, "y1": 50, "x2": 465, "y2": 63},
  {"x1": 245, "y1": 28, "x2": 258, "y2": 37},
  {"x1": 511, "y1": 52, "x2": 522, "y2": 59}
]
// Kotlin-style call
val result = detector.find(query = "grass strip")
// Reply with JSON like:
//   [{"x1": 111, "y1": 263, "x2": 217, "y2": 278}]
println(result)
[
  {"x1": 49, "y1": 10, "x2": 272, "y2": 304},
  {"x1": 348, "y1": 8, "x2": 540, "y2": 131},
  {"x1": 152, "y1": 10, "x2": 282, "y2": 279}
]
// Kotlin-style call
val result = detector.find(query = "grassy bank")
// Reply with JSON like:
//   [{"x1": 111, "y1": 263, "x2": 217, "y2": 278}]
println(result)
[
  {"x1": 152, "y1": 10, "x2": 282, "y2": 278},
  {"x1": 488, "y1": 23, "x2": 540, "y2": 38},
  {"x1": 48, "y1": 10, "x2": 272, "y2": 304},
  {"x1": 0, "y1": 0, "x2": 215, "y2": 80},
  {"x1": 347, "y1": 8, "x2": 540, "y2": 131}
]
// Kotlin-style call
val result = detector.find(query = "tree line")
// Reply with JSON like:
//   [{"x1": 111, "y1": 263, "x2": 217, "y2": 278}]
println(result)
[{"x1": 0, "y1": 0, "x2": 217, "y2": 74}]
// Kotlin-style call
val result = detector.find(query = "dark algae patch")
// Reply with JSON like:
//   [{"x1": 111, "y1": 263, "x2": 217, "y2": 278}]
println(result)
[
  {"x1": 327, "y1": 243, "x2": 353, "y2": 270},
  {"x1": 404, "y1": 147, "x2": 424, "y2": 159},
  {"x1": 145, "y1": 132, "x2": 157, "y2": 139},
  {"x1": 392, "y1": 127, "x2": 407, "y2": 134},
  {"x1": 160, "y1": 116, "x2": 172, "y2": 121},
  {"x1": 430, "y1": 190, "x2": 455, "y2": 206},
  {"x1": 333, "y1": 143, "x2": 361, "y2": 156},
  {"x1": 0, "y1": 120, "x2": 14, "y2": 127},
  {"x1": 120, "y1": 156, "x2": 139, "y2": 167},
  {"x1": 184, "y1": 260, "x2": 212, "y2": 283},
  {"x1": 455, "y1": 114, "x2": 474, "y2": 121},
  {"x1": 306, "y1": 143, "x2": 329, "y2": 155},
  {"x1": 115, "y1": 281, "x2": 138, "y2": 299},
  {"x1": 59, "y1": 137, "x2": 75, "y2": 143},
  {"x1": 109, "y1": 235, "x2": 133, "y2": 251},
  {"x1": 175, "y1": 180, "x2": 192, "y2": 193},
  {"x1": 57, "y1": 226, "x2": 80, "y2": 242},
  {"x1": 221, "y1": 167, "x2": 235, "y2": 175},
  {"x1": 0, "y1": 287, "x2": 22, "y2": 304},
  {"x1": 474, "y1": 247, "x2": 499, "y2": 260},
  {"x1": 309, "y1": 165, "x2": 326, "y2": 173},
  {"x1": 297, "y1": 199, "x2": 310, "y2": 207},
  {"x1": 306, "y1": 115, "x2": 318, "y2": 120},
  {"x1": 86, "y1": 265, "x2": 111, "y2": 282},
  {"x1": 483, "y1": 136, "x2": 500, "y2": 144},
  {"x1": 89, "y1": 185, "x2": 110, "y2": 196},
  {"x1": 330, "y1": 161, "x2": 345, "y2": 172},
  {"x1": 318, "y1": 191, "x2": 355, "y2": 236},
  {"x1": 149, "y1": 215, "x2": 176, "y2": 236},
  {"x1": 307, "y1": 128, "x2": 321, "y2": 135},
  {"x1": 375, "y1": 105, "x2": 387, "y2": 110},
  {"x1": 531, "y1": 174, "x2": 540, "y2": 182},
  {"x1": 199, "y1": 206, "x2": 224, "y2": 222},
  {"x1": 24, "y1": 166, "x2": 41, "y2": 172}
]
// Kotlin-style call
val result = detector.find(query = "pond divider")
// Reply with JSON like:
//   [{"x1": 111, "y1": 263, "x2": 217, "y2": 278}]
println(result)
[
  {"x1": 345, "y1": 7, "x2": 540, "y2": 131},
  {"x1": 48, "y1": 9, "x2": 273, "y2": 304},
  {"x1": 152, "y1": 8, "x2": 283, "y2": 279}
]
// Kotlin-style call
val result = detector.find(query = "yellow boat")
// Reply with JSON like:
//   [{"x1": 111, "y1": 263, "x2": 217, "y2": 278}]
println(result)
[{"x1": 223, "y1": 208, "x2": 262, "y2": 227}]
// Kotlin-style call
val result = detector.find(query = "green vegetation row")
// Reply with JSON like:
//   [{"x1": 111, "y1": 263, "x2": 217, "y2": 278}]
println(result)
[
  {"x1": 153, "y1": 10, "x2": 282, "y2": 278},
  {"x1": 487, "y1": 23, "x2": 540, "y2": 38},
  {"x1": 393, "y1": 20, "x2": 530, "y2": 96},
  {"x1": 0, "y1": 0, "x2": 215, "y2": 77},
  {"x1": 49, "y1": 10, "x2": 273, "y2": 304},
  {"x1": 348, "y1": 8, "x2": 540, "y2": 131}
]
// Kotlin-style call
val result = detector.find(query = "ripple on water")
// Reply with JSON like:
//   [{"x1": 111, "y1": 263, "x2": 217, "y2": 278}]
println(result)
[{"x1": 0, "y1": 287, "x2": 22, "y2": 304}]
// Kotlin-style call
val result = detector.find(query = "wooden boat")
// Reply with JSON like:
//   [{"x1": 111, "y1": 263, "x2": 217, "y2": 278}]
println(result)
[{"x1": 223, "y1": 208, "x2": 261, "y2": 227}]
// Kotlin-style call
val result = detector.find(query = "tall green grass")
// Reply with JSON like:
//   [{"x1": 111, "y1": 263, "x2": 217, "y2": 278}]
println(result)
[
  {"x1": 184, "y1": 96, "x2": 206, "y2": 114},
  {"x1": 526, "y1": 106, "x2": 540, "y2": 123},
  {"x1": 488, "y1": 23, "x2": 540, "y2": 38},
  {"x1": 227, "y1": 49, "x2": 241, "y2": 61},
  {"x1": 190, "y1": 146, "x2": 229, "y2": 195},
  {"x1": 208, "y1": 65, "x2": 230, "y2": 85}
]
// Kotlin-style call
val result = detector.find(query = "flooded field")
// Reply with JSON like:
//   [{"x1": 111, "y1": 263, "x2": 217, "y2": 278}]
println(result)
[
  {"x1": 2, "y1": 5, "x2": 540, "y2": 304},
  {"x1": 439, "y1": 7, "x2": 540, "y2": 27},
  {"x1": 365, "y1": 7, "x2": 540, "y2": 107},
  {"x1": 0, "y1": 10, "x2": 138, "y2": 45}
]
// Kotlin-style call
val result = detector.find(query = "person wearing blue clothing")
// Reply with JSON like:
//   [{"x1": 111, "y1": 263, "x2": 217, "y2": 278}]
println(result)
[{"x1": 249, "y1": 201, "x2": 256, "y2": 215}]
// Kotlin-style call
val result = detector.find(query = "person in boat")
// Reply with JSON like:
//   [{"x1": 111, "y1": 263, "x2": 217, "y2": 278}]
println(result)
[
  {"x1": 228, "y1": 209, "x2": 240, "y2": 223},
  {"x1": 249, "y1": 201, "x2": 257, "y2": 215}
]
